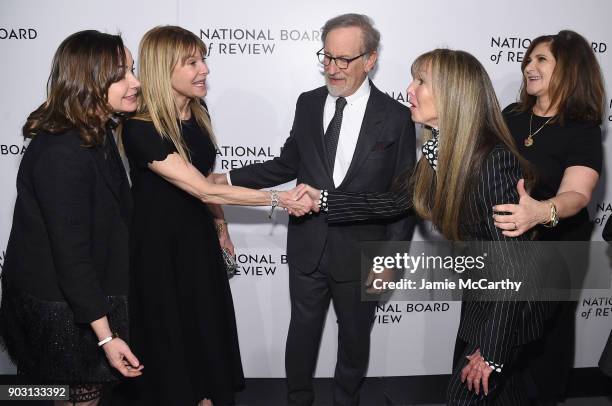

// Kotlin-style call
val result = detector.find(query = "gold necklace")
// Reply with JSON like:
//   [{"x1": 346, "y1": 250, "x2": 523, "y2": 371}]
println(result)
[{"x1": 524, "y1": 112, "x2": 553, "y2": 147}]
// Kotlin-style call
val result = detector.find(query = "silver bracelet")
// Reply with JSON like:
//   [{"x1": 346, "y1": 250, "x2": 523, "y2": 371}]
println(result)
[{"x1": 269, "y1": 190, "x2": 280, "y2": 219}]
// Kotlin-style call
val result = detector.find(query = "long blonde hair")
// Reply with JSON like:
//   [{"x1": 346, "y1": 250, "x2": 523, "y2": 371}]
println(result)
[
  {"x1": 136, "y1": 25, "x2": 215, "y2": 161},
  {"x1": 410, "y1": 49, "x2": 530, "y2": 240}
]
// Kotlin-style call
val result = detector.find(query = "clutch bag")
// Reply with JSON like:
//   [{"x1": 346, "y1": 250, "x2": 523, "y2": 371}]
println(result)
[{"x1": 222, "y1": 247, "x2": 238, "y2": 278}]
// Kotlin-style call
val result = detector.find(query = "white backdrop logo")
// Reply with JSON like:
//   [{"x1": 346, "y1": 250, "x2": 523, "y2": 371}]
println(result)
[
  {"x1": 579, "y1": 296, "x2": 612, "y2": 320},
  {"x1": 375, "y1": 301, "x2": 451, "y2": 324},
  {"x1": 0, "y1": 144, "x2": 26, "y2": 157},
  {"x1": 384, "y1": 89, "x2": 409, "y2": 105},
  {"x1": 593, "y1": 202, "x2": 612, "y2": 228},
  {"x1": 0, "y1": 28, "x2": 37, "y2": 40},
  {"x1": 489, "y1": 36, "x2": 531, "y2": 65},
  {"x1": 233, "y1": 251, "x2": 287, "y2": 277},
  {"x1": 200, "y1": 27, "x2": 321, "y2": 56},
  {"x1": 216, "y1": 144, "x2": 277, "y2": 170},
  {"x1": 592, "y1": 42, "x2": 607, "y2": 53}
]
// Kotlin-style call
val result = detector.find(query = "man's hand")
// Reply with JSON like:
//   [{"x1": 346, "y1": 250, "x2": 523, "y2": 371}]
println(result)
[{"x1": 279, "y1": 190, "x2": 317, "y2": 216}]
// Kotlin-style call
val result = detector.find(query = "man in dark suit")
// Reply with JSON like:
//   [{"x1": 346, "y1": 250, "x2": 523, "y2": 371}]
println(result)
[{"x1": 216, "y1": 13, "x2": 416, "y2": 405}]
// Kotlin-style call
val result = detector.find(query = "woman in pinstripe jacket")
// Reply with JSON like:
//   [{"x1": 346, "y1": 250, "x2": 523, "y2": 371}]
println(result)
[{"x1": 294, "y1": 49, "x2": 548, "y2": 405}]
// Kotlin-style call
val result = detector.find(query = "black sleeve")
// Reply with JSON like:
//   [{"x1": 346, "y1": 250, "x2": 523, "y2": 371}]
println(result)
[
  {"x1": 122, "y1": 119, "x2": 175, "y2": 167},
  {"x1": 32, "y1": 144, "x2": 110, "y2": 324},
  {"x1": 566, "y1": 124, "x2": 602, "y2": 173},
  {"x1": 473, "y1": 147, "x2": 536, "y2": 365},
  {"x1": 325, "y1": 186, "x2": 412, "y2": 223},
  {"x1": 384, "y1": 112, "x2": 417, "y2": 241}
]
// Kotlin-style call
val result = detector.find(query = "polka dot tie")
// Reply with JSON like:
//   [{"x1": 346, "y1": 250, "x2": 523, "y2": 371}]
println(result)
[
  {"x1": 421, "y1": 127, "x2": 439, "y2": 171},
  {"x1": 325, "y1": 97, "x2": 347, "y2": 173}
]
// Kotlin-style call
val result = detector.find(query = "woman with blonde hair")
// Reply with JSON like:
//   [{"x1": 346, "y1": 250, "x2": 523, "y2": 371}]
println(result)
[
  {"x1": 296, "y1": 49, "x2": 546, "y2": 404},
  {"x1": 122, "y1": 26, "x2": 309, "y2": 405}
]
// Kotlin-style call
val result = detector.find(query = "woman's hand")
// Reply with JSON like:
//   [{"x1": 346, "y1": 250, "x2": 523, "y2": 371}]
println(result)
[
  {"x1": 279, "y1": 189, "x2": 317, "y2": 216},
  {"x1": 492, "y1": 179, "x2": 549, "y2": 237},
  {"x1": 101, "y1": 338, "x2": 143, "y2": 378},
  {"x1": 460, "y1": 348, "x2": 493, "y2": 396}
]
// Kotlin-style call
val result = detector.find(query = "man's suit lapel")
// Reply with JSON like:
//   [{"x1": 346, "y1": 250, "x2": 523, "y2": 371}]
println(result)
[{"x1": 338, "y1": 82, "x2": 386, "y2": 189}]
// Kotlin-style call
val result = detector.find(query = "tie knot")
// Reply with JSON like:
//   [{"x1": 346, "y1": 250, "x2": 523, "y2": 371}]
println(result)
[{"x1": 335, "y1": 97, "x2": 347, "y2": 111}]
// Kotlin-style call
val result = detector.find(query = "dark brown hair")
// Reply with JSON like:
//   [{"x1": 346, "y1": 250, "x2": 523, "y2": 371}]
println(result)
[
  {"x1": 23, "y1": 30, "x2": 127, "y2": 146},
  {"x1": 519, "y1": 30, "x2": 605, "y2": 125}
]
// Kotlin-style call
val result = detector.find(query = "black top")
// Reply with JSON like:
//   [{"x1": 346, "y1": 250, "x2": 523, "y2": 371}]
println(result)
[
  {"x1": 0, "y1": 126, "x2": 132, "y2": 383},
  {"x1": 2, "y1": 127, "x2": 131, "y2": 323},
  {"x1": 503, "y1": 103, "x2": 602, "y2": 240}
]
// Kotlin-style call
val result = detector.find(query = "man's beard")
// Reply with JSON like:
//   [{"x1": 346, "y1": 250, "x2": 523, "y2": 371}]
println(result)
[{"x1": 325, "y1": 75, "x2": 345, "y2": 97}]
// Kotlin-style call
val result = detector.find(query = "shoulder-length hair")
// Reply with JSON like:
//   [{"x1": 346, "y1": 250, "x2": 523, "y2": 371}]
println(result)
[
  {"x1": 135, "y1": 25, "x2": 215, "y2": 162},
  {"x1": 23, "y1": 30, "x2": 127, "y2": 146},
  {"x1": 410, "y1": 49, "x2": 531, "y2": 240},
  {"x1": 518, "y1": 30, "x2": 605, "y2": 125}
]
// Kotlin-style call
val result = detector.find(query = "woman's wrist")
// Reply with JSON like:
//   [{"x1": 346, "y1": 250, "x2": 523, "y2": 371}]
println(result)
[
  {"x1": 214, "y1": 219, "x2": 228, "y2": 234},
  {"x1": 98, "y1": 332, "x2": 119, "y2": 347},
  {"x1": 540, "y1": 199, "x2": 559, "y2": 227}
]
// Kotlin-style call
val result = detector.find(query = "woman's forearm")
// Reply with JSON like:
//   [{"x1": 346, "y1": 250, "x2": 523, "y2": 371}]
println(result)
[
  {"x1": 149, "y1": 153, "x2": 276, "y2": 206},
  {"x1": 549, "y1": 190, "x2": 590, "y2": 220},
  {"x1": 90, "y1": 316, "x2": 113, "y2": 341}
]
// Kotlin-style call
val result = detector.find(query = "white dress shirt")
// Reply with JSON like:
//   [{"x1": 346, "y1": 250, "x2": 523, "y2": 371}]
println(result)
[{"x1": 324, "y1": 78, "x2": 370, "y2": 187}]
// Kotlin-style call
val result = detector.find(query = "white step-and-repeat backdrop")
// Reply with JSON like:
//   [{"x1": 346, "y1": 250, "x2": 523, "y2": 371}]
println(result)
[{"x1": 1, "y1": 0, "x2": 611, "y2": 377}]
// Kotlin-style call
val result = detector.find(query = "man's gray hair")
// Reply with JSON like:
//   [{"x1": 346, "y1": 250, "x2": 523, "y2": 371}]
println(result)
[{"x1": 321, "y1": 13, "x2": 380, "y2": 54}]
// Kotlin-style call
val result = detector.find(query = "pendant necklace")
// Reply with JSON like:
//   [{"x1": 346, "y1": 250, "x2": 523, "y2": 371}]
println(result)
[{"x1": 524, "y1": 112, "x2": 553, "y2": 147}]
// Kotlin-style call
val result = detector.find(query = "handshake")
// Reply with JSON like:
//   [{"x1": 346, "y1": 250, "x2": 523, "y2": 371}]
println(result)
[{"x1": 278, "y1": 184, "x2": 323, "y2": 217}]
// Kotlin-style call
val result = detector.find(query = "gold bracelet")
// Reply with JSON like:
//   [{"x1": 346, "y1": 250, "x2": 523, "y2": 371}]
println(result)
[
  {"x1": 542, "y1": 201, "x2": 559, "y2": 228},
  {"x1": 215, "y1": 220, "x2": 228, "y2": 234}
]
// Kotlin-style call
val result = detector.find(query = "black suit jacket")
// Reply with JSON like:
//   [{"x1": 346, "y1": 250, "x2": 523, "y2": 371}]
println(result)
[
  {"x1": 326, "y1": 145, "x2": 547, "y2": 364},
  {"x1": 230, "y1": 81, "x2": 416, "y2": 281},
  {"x1": 2, "y1": 127, "x2": 131, "y2": 324}
]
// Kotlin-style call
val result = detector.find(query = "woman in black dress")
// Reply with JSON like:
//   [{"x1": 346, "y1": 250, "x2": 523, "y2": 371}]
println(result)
[
  {"x1": 0, "y1": 31, "x2": 142, "y2": 405},
  {"x1": 491, "y1": 30, "x2": 605, "y2": 404},
  {"x1": 121, "y1": 26, "x2": 309, "y2": 406},
  {"x1": 295, "y1": 49, "x2": 546, "y2": 405}
]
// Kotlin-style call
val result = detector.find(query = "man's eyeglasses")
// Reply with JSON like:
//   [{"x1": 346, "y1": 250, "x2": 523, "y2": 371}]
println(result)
[{"x1": 316, "y1": 48, "x2": 368, "y2": 69}]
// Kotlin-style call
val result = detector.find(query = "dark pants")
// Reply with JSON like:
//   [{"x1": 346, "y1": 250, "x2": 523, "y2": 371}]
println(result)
[{"x1": 285, "y1": 246, "x2": 377, "y2": 406}]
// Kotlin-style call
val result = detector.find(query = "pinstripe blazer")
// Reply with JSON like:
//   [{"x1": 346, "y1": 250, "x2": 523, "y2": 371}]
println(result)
[{"x1": 327, "y1": 144, "x2": 546, "y2": 364}]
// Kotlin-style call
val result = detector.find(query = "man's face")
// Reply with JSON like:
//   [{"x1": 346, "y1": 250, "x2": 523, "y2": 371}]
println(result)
[{"x1": 323, "y1": 26, "x2": 377, "y2": 97}]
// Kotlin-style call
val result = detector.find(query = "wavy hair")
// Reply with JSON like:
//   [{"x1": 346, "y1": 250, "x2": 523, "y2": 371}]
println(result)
[
  {"x1": 518, "y1": 30, "x2": 605, "y2": 125},
  {"x1": 22, "y1": 30, "x2": 127, "y2": 146}
]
